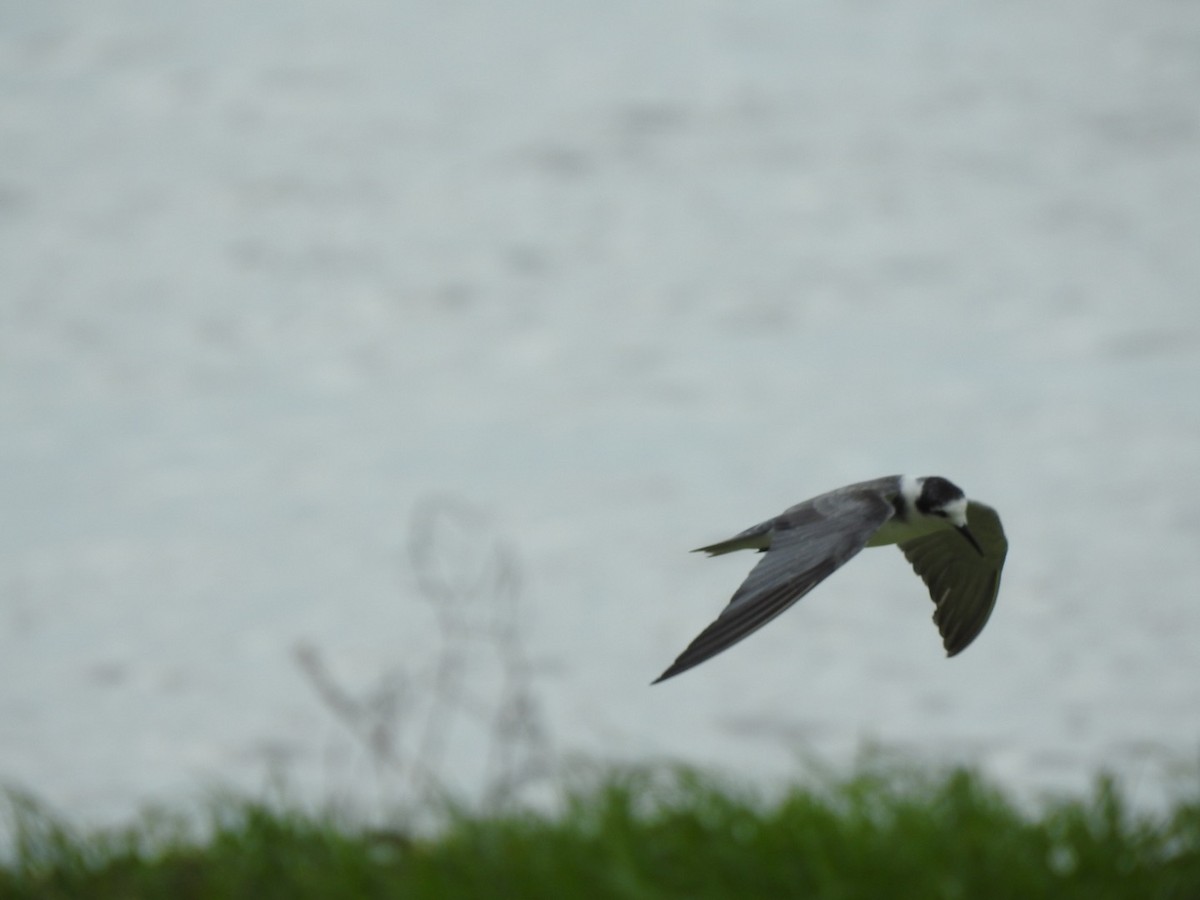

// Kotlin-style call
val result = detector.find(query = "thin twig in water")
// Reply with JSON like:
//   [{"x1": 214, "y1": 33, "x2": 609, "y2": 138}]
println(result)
[{"x1": 295, "y1": 494, "x2": 552, "y2": 811}]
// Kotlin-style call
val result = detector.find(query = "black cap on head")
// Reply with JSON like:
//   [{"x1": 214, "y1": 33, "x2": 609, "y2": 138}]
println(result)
[{"x1": 915, "y1": 476, "x2": 965, "y2": 515}]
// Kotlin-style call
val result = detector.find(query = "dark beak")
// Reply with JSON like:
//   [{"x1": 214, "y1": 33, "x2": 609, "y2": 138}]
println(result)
[{"x1": 957, "y1": 525, "x2": 985, "y2": 556}]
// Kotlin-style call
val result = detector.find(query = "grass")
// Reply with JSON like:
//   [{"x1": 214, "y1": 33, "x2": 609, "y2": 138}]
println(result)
[{"x1": 2, "y1": 762, "x2": 1198, "y2": 899}]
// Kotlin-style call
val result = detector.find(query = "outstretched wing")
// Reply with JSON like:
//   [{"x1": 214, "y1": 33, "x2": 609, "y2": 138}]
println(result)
[
  {"x1": 898, "y1": 501, "x2": 1007, "y2": 656},
  {"x1": 654, "y1": 489, "x2": 894, "y2": 683}
]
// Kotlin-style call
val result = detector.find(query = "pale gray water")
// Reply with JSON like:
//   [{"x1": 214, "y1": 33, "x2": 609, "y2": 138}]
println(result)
[{"x1": 2, "y1": 0, "x2": 1199, "y2": 827}]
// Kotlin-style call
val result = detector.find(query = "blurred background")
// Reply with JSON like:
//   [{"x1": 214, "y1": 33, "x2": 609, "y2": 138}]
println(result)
[{"x1": 2, "y1": 0, "x2": 1198, "y2": 828}]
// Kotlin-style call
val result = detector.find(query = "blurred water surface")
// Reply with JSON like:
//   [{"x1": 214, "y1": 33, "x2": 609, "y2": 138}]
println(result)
[{"x1": 2, "y1": 0, "x2": 1199, "y2": 826}]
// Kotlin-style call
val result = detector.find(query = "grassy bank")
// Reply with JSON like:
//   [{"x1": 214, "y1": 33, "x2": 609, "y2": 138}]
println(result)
[{"x1": 2, "y1": 763, "x2": 1198, "y2": 899}]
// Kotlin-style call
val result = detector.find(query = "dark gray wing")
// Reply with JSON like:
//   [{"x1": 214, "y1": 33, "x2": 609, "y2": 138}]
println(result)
[
  {"x1": 654, "y1": 488, "x2": 895, "y2": 683},
  {"x1": 898, "y1": 501, "x2": 1007, "y2": 656}
]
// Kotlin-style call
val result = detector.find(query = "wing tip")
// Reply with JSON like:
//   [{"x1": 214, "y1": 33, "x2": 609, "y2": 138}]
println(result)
[
  {"x1": 941, "y1": 628, "x2": 981, "y2": 658},
  {"x1": 651, "y1": 663, "x2": 685, "y2": 685}
]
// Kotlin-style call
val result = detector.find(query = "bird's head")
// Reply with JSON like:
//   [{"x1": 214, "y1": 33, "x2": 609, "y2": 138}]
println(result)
[{"x1": 913, "y1": 476, "x2": 984, "y2": 555}]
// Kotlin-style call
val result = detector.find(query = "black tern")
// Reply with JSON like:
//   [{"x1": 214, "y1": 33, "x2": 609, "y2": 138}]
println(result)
[{"x1": 654, "y1": 475, "x2": 1007, "y2": 683}]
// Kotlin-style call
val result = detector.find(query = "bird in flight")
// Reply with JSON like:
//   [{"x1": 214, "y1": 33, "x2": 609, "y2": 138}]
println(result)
[{"x1": 653, "y1": 475, "x2": 1007, "y2": 684}]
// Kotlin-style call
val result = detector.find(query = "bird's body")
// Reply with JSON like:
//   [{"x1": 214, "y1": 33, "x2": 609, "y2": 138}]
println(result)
[{"x1": 653, "y1": 475, "x2": 1007, "y2": 684}]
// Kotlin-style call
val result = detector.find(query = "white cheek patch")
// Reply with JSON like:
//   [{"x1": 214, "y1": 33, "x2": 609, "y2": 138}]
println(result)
[{"x1": 946, "y1": 497, "x2": 969, "y2": 527}]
